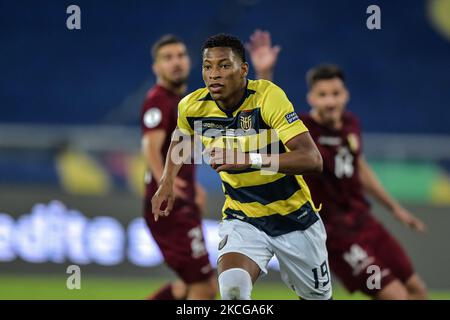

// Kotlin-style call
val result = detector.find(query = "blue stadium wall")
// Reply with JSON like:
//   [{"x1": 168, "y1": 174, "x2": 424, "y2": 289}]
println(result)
[{"x1": 1, "y1": 0, "x2": 450, "y2": 134}]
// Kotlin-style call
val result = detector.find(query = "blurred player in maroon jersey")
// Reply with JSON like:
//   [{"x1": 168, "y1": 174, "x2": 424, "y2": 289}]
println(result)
[
  {"x1": 141, "y1": 35, "x2": 216, "y2": 300},
  {"x1": 301, "y1": 64, "x2": 427, "y2": 300},
  {"x1": 248, "y1": 30, "x2": 428, "y2": 299}
]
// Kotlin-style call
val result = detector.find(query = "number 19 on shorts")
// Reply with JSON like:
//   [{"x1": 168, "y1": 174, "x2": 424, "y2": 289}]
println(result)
[{"x1": 312, "y1": 261, "x2": 330, "y2": 289}]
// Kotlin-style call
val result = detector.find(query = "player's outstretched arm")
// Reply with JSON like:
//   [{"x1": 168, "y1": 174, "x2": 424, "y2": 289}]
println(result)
[
  {"x1": 151, "y1": 129, "x2": 191, "y2": 221},
  {"x1": 358, "y1": 155, "x2": 426, "y2": 233},
  {"x1": 246, "y1": 29, "x2": 280, "y2": 81}
]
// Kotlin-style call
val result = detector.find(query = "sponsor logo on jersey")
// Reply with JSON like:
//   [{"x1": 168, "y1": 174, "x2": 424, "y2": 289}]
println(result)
[{"x1": 202, "y1": 122, "x2": 225, "y2": 129}]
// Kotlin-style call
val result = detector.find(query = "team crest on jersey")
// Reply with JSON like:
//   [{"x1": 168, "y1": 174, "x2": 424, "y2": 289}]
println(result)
[
  {"x1": 347, "y1": 133, "x2": 359, "y2": 153},
  {"x1": 239, "y1": 113, "x2": 253, "y2": 131}
]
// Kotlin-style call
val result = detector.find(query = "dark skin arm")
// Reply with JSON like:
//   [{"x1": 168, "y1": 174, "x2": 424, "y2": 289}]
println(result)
[
  {"x1": 151, "y1": 130, "x2": 192, "y2": 221},
  {"x1": 207, "y1": 131, "x2": 323, "y2": 175}
]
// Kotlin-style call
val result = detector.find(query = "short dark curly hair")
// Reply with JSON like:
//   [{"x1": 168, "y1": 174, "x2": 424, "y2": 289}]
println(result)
[
  {"x1": 306, "y1": 64, "x2": 345, "y2": 89},
  {"x1": 201, "y1": 33, "x2": 246, "y2": 63}
]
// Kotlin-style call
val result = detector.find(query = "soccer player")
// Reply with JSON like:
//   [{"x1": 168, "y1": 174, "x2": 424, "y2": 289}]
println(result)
[
  {"x1": 152, "y1": 34, "x2": 333, "y2": 300},
  {"x1": 141, "y1": 35, "x2": 217, "y2": 300},
  {"x1": 301, "y1": 65, "x2": 428, "y2": 300},
  {"x1": 246, "y1": 30, "x2": 428, "y2": 299}
]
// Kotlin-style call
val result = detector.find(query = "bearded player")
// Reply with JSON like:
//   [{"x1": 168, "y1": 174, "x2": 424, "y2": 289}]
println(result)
[
  {"x1": 301, "y1": 64, "x2": 427, "y2": 300},
  {"x1": 247, "y1": 30, "x2": 428, "y2": 299},
  {"x1": 141, "y1": 35, "x2": 216, "y2": 300}
]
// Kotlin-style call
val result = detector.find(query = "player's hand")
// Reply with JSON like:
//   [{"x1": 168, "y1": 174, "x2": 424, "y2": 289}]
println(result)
[
  {"x1": 173, "y1": 177, "x2": 188, "y2": 200},
  {"x1": 195, "y1": 182, "x2": 207, "y2": 216},
  {"x1": 245, "y1": 29, "x2": 281, "y2": 79},
  {"x1": 205, "y1": 147, "x2": 251, "y2": 173},
  {"x1": 151, "y1": 179, "x2": 175, "y2": 222},
  {"x1": 392, "y1": 205, "x2": 427, "y2": 233}
]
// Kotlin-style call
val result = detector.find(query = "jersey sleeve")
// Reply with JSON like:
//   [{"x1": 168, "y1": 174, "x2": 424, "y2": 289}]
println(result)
[
  {"x1": 140, "y1": 95, "x2": 172, "y2": 135},
  {"x1": 261, "y1": 84, "x2": 309, "y2": 145},
  {"x1": 176, "y1": 96, "x2": 195, "y2": 136}
]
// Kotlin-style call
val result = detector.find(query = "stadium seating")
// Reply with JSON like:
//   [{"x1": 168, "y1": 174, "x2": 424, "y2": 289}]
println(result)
[{"x1": 1, "y1": 0, "x2": 449, "y2": 134}]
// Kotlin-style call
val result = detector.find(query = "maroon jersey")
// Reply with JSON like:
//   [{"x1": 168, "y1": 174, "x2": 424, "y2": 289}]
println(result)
[
  {"x1": 301, "y1": 112, "x2": 415, "y2": 295},
  {"x1": 141, "y1": 84, "x2": 196, "y2": 209},
  {"x1": 140, "y1": 85, "x2": 213, "y2": 284},
  {"x1": 300, "y1": 112, "x2": 371, "y2": 236}
]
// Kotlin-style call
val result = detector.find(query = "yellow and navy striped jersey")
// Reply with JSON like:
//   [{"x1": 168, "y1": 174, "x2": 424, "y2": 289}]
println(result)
[{"x1": 177, "y1": 79, "x2": 320, "y2": 236}]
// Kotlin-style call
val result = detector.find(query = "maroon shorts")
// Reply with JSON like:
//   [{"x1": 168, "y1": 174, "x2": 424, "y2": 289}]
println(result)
[
  {"x1": 144, "y1": 199, "x2": 213, "y2": 284},
  {"x1": 327, "y1": 216, "x2": 414, "y2": 297}
]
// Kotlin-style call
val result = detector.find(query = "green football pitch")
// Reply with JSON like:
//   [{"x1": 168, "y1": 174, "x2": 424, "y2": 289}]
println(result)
[{"x1": 1, "y1": 275, "x2": 449, "y2": 300}]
